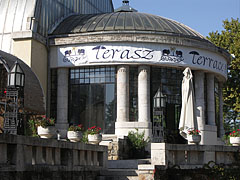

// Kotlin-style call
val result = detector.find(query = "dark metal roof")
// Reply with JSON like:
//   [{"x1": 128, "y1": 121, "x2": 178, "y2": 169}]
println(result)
[
  {"x1": 0, "y1": 50, "x2": 45, "y2": 114},
  {"x1": 51, "y1": 12, "x2": 206, "y2": 40}
]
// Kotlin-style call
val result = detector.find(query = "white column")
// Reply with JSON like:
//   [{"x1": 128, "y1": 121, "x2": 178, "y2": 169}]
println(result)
[
  {"x1": 219, "y1": 82, "x2": 225, "y2": 137},
  {"x1": 207, "y1": 73, "x2": 215, "y2": 126},
  {"x1": 138, "y1": 66, "x2": 150, "y2": 123},
  {"x1": 56, "y1": 68, "x2": 69, "y2": 138},
  {"x1": 115, "y1": 65, "x2": 152, "y2": 140},
  {"x1": 116, "y1": 65, "x2": 129, "y2": 122},
  {"x1": 194, "y1": 71, "x2": 205, "y2": 129}
]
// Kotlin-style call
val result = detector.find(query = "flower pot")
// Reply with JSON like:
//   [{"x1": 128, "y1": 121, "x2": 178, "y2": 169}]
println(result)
[
  {"x1": 67, "y1": 131, "x2": 82, "y2": 142},
  {"x1": 88, "y1": 134, "x2": 102, "y2": 145},
  {"x1": 187, "y1": 134, "x2": 201, "y2": 144},
  {"x1": 37, "y1": 126, "x2": 56, "y2": 139},
  {"x1": 230, "y1": 137, "x2": 240, "y2": 146}
]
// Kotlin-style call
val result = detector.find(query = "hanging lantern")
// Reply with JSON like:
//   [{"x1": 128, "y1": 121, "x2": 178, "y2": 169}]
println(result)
[{"x1": 7, "y1": 61, "x2": 25, "y2": 88}]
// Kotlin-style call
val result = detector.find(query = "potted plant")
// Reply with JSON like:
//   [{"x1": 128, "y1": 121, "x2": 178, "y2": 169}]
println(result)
[
  {"x1": 36, "y1": 115, "x2": 56, "y2": 139},
  {"x1": 187, "y1": 128, "x2": 201, "y2": 144},
  {"x1": 229, "y1": 129, "x2": 240, "y2": 146},
  {"x1": 87, "y1": 126, "x2": 102, "y2": 144},
  {"x1": 127, "y1": 129, "x2": 149, "y2": 159},
  {"x1": 67, "y1": 124, "x2": 83, "y2": 142}
]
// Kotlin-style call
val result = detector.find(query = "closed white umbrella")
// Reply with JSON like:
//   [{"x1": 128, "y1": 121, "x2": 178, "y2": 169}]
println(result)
[{"x1": 179, "y1": 67, "x2": 198, "y2": 139}]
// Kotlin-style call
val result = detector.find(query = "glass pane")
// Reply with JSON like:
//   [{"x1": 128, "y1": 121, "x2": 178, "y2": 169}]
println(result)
[
  {"x1": 75, "y1": 73, "x2": 79, "y2": 79},
  {"x1": 16, "y1": 74, "x2": 21, "y2": 86},
  {"x1": 10, "y1": 74, "x2": 15, "y2": 86},
  {"x1": 105, "y1": 84, "x2": 115, "y2": 134},
  {"x1": 68, "y1": 66, "x2": 116, "y2": 134},
  {"x1": 129, "y1": 67, "x2": 138, "y2": 122}
]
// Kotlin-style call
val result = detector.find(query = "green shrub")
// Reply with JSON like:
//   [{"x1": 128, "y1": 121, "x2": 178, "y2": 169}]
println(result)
[{"x1": 127, "y1": 128, "x2": 149, "y2": 150}]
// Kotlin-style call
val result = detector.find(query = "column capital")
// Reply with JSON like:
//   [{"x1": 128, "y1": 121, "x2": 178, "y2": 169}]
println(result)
[
  {"x1": 117, "y1": 65, "x2": 129, "y2": 72},
  {"x1": 138, "y1": 65, "x2": 150, "y2": 72}
]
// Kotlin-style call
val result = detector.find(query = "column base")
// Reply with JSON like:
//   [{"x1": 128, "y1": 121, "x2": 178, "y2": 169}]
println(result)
[
  {"x1": 115, "y1": 122, "x2": 152, "y2": 139},
  {"x1": 55, "y1": 123, "x2": 69, "y2": 139},
  {"x1": 200, "y1": 125, "x2": 217, "y2": 145}
]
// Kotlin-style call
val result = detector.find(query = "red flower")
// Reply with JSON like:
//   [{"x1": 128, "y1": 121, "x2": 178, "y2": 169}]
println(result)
[
  {"x1": 4, "y1": 90, "x2": 6, "y2": 94},
  {"x1": 233, "y1": 131, "x2": 236, "y2": 133},
  {"x1": 238, "y1": 129, "x2": 240, "y2": 131}
]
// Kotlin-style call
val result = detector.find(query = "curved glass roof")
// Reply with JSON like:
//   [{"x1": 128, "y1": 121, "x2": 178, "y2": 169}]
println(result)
[{"x1": 52, "y1": 11, "x2": 206, "y2": 40}]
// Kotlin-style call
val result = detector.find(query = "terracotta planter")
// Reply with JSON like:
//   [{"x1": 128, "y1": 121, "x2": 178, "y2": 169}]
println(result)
[
  {"x1": 187, "y1": 134, "x2": 201, "y2": 144},
  {"x1": 88, "y1": 134, "x2": 102, "y2": 145},
  {"x1": 37, "y1": 126, "x2": 56, "y2": 139},
  {"x1": 230, "y1": 137, "x2": 240, "y2": 146},
  {"x1": 67, "y1": 131, "x2": 82, "y2": 142}
]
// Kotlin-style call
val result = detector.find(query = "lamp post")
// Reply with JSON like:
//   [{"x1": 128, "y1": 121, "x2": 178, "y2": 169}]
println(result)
[{"x1": 3, "y1": 60, "x2": 25, "y2": 135}]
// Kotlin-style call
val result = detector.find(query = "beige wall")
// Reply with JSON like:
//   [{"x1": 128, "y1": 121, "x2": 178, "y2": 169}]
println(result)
[{"x1": 12, "y1": 39, "x2": 48, "y2": 101}]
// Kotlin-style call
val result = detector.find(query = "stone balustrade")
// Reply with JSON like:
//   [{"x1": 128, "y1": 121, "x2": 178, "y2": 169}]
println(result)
[
  {"x1": 151, "y1": 143, "x2": 240, "y2": 169},
  {"x1": 0, "y1": 134, "x2": 107, "y2": 172}
]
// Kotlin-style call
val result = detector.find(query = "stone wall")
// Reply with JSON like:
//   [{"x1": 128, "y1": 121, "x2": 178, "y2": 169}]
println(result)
[{"x1": 0, "y1": 134, "x2": 108, "y2": 180}]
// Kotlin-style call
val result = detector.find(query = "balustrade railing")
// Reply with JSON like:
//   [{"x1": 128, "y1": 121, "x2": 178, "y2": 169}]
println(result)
[
  {"x1": 0, "y1": 134, "x2": 107, "y2": 172},
  {"x1": 151, "y1": 143, "x2": 240, "y2": 169}
]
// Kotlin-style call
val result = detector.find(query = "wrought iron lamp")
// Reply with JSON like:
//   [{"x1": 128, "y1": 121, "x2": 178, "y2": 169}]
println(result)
[
  {"x1": 0, "y1": 58, "x2": 25, "y2": 135},
  {"x1": 8, "y1": 61, "x2": 25, "y2": 88}
]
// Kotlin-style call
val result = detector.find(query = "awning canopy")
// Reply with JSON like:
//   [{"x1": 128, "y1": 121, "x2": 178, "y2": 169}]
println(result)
[{"x1": 0, "y1": 50, "x2": 45, "y2": 114}]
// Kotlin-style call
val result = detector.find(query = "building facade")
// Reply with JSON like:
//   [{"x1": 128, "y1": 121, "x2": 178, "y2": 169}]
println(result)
[
  {"x1": 0, "y1": 0, "x2": 113, "y2": 99},
  {"x1": 48, "y1": 10, "x2": 230, "y2": 145},
  {"x1": 0, "y1": 1, "x2": 230, "y2": 145}
]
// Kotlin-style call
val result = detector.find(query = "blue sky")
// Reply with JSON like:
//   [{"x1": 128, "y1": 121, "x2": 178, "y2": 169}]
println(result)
[{"x1": 112, "y1": 0, "x2": 240, "y2": 37}]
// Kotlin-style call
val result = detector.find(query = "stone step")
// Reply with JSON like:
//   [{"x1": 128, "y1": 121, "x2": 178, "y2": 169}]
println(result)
[
  {"x1": 138, "y1": 158, "x2": 151, "y2": 164},
  {"x1": 100, "y1": 169, "x2": 138, "y2": 176},
  {"x1": 108, "y1": 159, "x2": 151, "y2": 169},
  {"x1": 99, "y1": 160, "x2": 155, "y2": 180},
  {"x1": 98, "y1": 166, "x2": 155, "y2": 180},
  {"x1": 97, "y1": 176, "x2": 139, "y2": 180},
  {"x1": 97, "y1": 169, "x2": 139, "y2": 180}
]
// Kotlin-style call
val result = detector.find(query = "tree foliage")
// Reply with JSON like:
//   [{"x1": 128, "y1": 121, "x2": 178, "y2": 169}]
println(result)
[{"x1": 207, "y1": 18, "x2": 240, "y2": 129}]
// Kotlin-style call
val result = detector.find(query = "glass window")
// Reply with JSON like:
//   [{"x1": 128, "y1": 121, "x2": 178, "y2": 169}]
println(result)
[
  {"x1": 129, "y1": 67, "x2": 138, "y2": 122},
  {"x1": 68, "y1": 66, "x2": 116, "y2": 134},
  {"x1": 151, "y1": 67, "x2": 183, "y2": 143}
]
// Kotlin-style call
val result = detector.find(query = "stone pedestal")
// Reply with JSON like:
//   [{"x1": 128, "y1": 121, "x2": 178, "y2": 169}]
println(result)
[
  {"x1": 115, "y1": 122, "x2": 152, "y2": 139},
  {"x1": 200, "y1": 125, "x2": 218, "y2": 145}
]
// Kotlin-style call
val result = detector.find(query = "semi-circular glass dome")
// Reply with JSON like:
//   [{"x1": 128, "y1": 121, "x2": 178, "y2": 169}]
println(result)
[{"x1": 51, "y1": 11, "x2": 206, "y2": 41}]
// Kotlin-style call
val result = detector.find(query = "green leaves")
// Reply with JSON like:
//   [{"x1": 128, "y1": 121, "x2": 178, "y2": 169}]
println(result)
[{"x1": 127, "y1": 128, "x2": 149, "y2": 150}]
